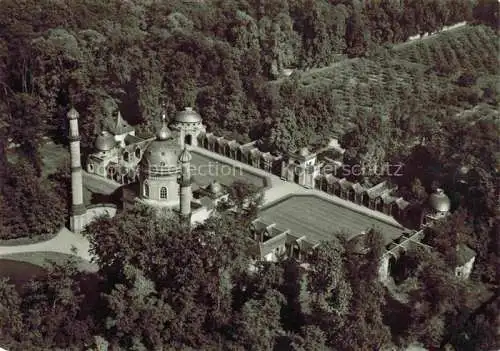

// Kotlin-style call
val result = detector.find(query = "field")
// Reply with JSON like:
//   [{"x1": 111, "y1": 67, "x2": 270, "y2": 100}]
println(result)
[
  {"x1": 40, "y1": 142, "x2": 70, "y2": 177},
  {"x1": 272, "y1": 24, "x2": 499, "y2": 132}
]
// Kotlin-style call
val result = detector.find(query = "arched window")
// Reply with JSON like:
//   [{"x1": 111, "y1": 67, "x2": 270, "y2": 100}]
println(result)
[
  {"x1": 160, "y1": 187, "x2": 168, "y2": 199},
  {"x1": 123, "y1": 151, "x2": 129, "y2": 162},
  {"x1": 144, "y1": 182, "x2": 149, "y2": 197},
  {"x1": 135, "y1": 148, "x2": 141, "y2": 159}
]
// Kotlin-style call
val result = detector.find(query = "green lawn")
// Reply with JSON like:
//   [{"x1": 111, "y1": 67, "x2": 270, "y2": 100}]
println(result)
[
  {"x1": 7, "y1": 141, "x2": 69, "y2": 178},
  {"x1": 0, "y1": 233, "x2": 57, "y2": 246},
  {"x1": 1, "y1": 251, "x2": 96, "y2": 272}
]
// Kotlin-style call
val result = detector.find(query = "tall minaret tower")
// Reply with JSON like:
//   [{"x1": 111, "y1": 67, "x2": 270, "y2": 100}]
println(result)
[
  {"x1": 67, "y1": 107, "x2": 87, "y2": 233},
  {"x1": 178, "y1": 146, "x2": 192, "y2": 221}
]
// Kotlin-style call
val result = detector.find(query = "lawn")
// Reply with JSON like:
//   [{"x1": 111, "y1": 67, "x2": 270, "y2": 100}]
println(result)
[
  {"x1": 269, "y1": 24, "x2": 498, "y2": 134},
  {"x1": 40, "y1": 142, "x2": 70, "y2": 177},
  {"x1": 190, "y1": 150, "x2": 267, "y2": 189}
]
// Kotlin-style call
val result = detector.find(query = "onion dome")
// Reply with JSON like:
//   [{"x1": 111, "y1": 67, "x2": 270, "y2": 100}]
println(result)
[
  {"x1": 95, "y1": 131, "x2": 116, "y2": 151},
  {"x1": 455, "y1": 165, "x2": 470, "y2": 184},
  {"x1": 175, "y1": 107, "x2": 202, "y2": 123},
  {"x1": 179, "y1": 146, "x2": 192, "y2": 163},
  {"x1": 207, "y1": 180, "x2": 223, "y2": 195},
  {"x1": 429, "y1": 188, "x2": 451, "y2": 213},
  {"x1": 67, "y1": 107, "x2": 79, "y2": 120}
]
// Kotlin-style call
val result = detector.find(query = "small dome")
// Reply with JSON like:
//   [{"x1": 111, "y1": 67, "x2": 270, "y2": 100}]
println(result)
[
  {"x1": 175, "y1": 107, "x2": 202, "y2": 123},
  {"x1": 67, "y1": 107, "x2": 79, "y2": 120},
  {"x1": 429, "y1": 188, "x2": 451, "y2": 213},
  {"x1": 95, "y1": 131, "x2": 116, "y2": 151},
  {"x1": 299, "y1": 147, "x2": 309, "y2": 157},
  {"x1": 207, "y1": 181, "x2": 223, "y2": 195},
  {"x1": 179, "y1": 147, "x2": 192, "y2": 163}
]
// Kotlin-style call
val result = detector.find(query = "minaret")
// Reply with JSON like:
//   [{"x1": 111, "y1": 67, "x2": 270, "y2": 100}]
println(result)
[
  {"x1": 178, "y1": 146, "x2": 192, "y2": 220},
  {"x1": 67, "y1": 107, "x2": 86, "y2": 233}
]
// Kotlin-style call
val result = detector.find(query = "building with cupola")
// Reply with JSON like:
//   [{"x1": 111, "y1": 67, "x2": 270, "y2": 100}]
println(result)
[{"x1": 70, "y1": 106, "x2": 212, "y2": 229}]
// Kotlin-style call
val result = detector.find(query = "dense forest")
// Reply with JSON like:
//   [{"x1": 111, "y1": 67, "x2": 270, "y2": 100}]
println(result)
[{"x1": 0, "y1": 0, "x2": 499, "y2": 349}]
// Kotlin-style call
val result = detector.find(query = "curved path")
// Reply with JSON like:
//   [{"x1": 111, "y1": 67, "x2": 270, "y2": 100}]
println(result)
[{"x1": 0, "y1": 227, "x2": 95, "y2": 265}]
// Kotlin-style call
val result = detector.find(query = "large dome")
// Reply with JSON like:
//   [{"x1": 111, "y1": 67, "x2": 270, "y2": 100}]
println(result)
[
  {"x1": 178, "y1": 147, "x2": 192, "y2": 163},
  {"x1": 175, "y1": 107, "x2": 202, "y2": 123},
  {"x1": 429, "y1": 188, "x2": 451, "y2": 213},
  {"x1": 95, "y1": 131, "x2": 115, "y2": 151}
]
